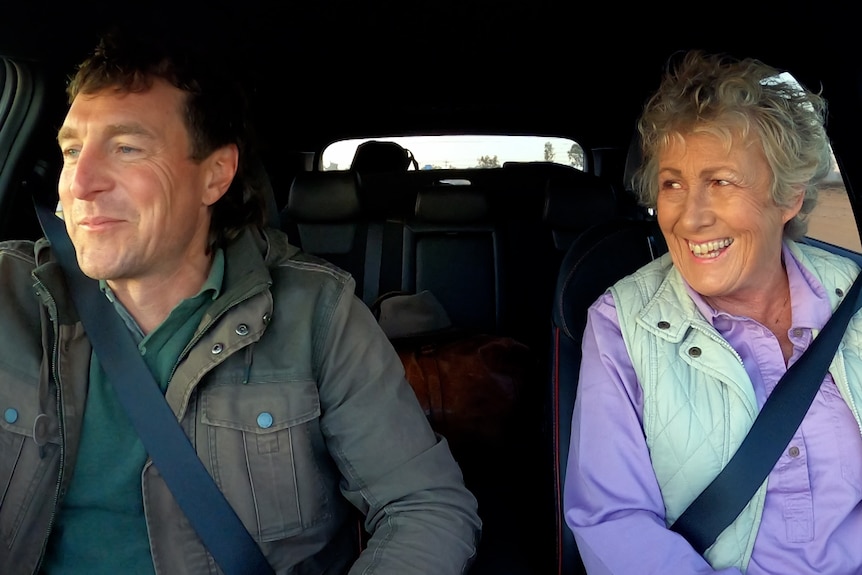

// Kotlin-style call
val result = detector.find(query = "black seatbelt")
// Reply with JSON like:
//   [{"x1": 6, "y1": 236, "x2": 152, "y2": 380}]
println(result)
[
  {"x1": 36, "y1": 202, "x2": 274, "y2": 575},
  {"x1": 670, "y1": 268, "x2": 862, "y2": 554}
]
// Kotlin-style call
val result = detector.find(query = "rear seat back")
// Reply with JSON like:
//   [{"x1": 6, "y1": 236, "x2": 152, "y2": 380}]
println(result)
[{"x1": 402, "y1": 186, "x2": 500, "y2": 332}]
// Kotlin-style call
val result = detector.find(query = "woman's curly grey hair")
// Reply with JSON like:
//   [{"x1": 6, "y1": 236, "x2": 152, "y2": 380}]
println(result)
[{"x1": 632, "y1": 50, "x2": 833, "y2": 240}]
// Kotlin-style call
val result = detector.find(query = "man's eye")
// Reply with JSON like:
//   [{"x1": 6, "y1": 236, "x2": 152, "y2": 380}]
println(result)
[
  {"x1": 62, "y1": 148, "x2": 80, "y2": 159},
  {"x1": 714, "y1": 179, "x2": 730, "y2": 186},
  {"x1": 118, "y1": 146, "x2": 138, "y2": 154}
]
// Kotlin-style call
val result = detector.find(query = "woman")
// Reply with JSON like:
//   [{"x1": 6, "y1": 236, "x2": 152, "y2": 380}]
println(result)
[{"x1": 564, "y1": 50, "x2": 862, "y2": 574}]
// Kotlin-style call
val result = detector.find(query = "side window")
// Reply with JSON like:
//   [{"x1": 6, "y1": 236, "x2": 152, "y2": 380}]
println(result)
[
  {"x1": 766, "y1": 72, "x2": 860, "y2": 253},
  {"x1": 806, "y1": 155, "x2": 861, "y2": 252}
]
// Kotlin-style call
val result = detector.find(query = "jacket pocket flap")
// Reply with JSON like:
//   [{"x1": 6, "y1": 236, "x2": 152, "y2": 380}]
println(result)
[
  {"x1": 0, "y1": 370, "x2": 41, "y2": 437},
  {"x1": 201, "y1": 380, "x2": 320, "y2": 433}
]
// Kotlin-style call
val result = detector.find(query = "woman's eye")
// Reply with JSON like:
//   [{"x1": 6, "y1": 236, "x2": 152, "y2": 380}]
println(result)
[{"x1": 714, "y1": 179, "x2": 730, "y2": 186}]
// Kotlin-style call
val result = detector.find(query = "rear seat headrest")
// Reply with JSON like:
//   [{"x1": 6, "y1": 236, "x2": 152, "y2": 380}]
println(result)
[
  {"x1": 244, "y1": 153, "x2": 280, "y2": 229},
  {"x1": 351, "y1": 140, "x2": 418, "y2": 172},
  {"x1": 286, "y1": 171, "x2": 361, "y2": 222},
  {"x1": 414, "y1": 188, "x2": 489, "y2": 223},
  {"x1": 623, "y1": 128, "x2": 643, "y2": 193}
]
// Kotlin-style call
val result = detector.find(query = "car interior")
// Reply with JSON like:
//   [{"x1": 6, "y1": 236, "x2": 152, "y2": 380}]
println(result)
[{"x1": 1, "y1": 3, "x2": 861, "y2": 574}]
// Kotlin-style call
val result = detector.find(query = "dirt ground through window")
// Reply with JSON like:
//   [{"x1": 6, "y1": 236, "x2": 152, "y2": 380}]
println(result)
[{"x1": 807, "y1": 187, "x2": 861, "y2": 252}]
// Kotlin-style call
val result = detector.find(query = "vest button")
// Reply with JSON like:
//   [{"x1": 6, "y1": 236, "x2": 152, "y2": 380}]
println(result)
[
  {"x1": 688, "y1": 347, "x2": 702, "y2": 358},
  {"x1": 657, "y1": 321, "x2": 671, "y2": 329}
]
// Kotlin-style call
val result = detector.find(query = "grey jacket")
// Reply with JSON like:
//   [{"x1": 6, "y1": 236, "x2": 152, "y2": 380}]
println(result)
[{"x1": 0, "y1": 226, "x2": 480, "y2": 574}]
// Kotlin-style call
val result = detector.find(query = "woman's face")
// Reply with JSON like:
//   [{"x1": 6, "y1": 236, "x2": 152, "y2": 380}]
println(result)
[{"x1": 656, "y1": 131, "x2": 803, "y2": 301}]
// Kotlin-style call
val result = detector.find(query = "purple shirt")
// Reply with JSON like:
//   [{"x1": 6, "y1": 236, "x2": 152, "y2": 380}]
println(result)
[{"x1": 564, "y1": 244, "x2": 862, "y2": 574}]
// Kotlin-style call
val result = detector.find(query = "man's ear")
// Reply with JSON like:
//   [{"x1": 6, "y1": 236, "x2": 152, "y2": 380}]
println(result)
[{"x1": 202, "y1": 144, "x2": 239, "y2": 206}]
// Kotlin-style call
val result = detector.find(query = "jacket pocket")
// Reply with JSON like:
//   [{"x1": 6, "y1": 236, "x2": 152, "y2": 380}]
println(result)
[
  {"x1": 199, "y1": 379, "x2": 331, "y2": 542},
  {"x1": 0, "y1": 371, "x2": 59, "y2": 547}
]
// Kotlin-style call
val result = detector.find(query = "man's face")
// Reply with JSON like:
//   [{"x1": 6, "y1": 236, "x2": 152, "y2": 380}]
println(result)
[{"x1": 57, "y1": 79, "x2": 233, "y2": 285}]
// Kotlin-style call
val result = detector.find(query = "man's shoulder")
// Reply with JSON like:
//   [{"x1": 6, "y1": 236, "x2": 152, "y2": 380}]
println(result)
[
  {"x1": 0, "y1": 239, "x2": 39, "y2": 268},
  {"x1": 260, "y1": 227, "x2": 355, "y2": 289}
]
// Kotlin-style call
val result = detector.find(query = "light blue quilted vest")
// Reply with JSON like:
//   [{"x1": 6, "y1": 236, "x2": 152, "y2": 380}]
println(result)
[{"x1": 609, "y1": 241, "x2": 862, "y2": 571}]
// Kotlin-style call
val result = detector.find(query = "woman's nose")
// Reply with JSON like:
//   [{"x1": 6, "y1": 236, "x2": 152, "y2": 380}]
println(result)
[{"x1": 679, "y1": 186, "x2": 715, "y2": 229}]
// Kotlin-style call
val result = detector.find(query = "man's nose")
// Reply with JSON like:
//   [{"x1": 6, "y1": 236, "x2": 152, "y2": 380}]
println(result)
[{"x1": 66, "y1": 147, "x2": 112, "y2": 199}]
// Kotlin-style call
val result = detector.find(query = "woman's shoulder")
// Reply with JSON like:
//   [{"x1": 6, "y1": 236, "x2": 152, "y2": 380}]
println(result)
[{"x1": 790, "y1": 240, "x2": 860, "y2": 280}]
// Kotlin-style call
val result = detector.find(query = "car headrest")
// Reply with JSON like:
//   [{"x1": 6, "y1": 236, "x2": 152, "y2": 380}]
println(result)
[
  {"x1": 542, "y1": 172, "x2": 618, "y2": 232},
  {"x1": 285, "y1": 171, "x2": 362, "y2": 222},
  {"x1": 245, "y1": 153, "x2": 280, "y2": 229},
  {"x1": 351, "y1": 140, "x2": 418, "y2": 172},
  {"x1": 414, "y1": 187, "x2": 489, "y2": 223},
  {"x1": 623, "y1": 128, "x2": 642, "y2": 194}
]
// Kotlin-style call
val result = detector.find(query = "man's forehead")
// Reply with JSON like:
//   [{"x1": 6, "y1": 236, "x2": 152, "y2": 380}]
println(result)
[{"x1": 59, "y1": 83, "x2": 185, "y2": 137}]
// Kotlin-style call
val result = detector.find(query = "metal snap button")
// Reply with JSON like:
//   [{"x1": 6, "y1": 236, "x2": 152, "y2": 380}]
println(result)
[
  {"x1": 687, "y1": 347, "x2": 702, "y2": 358},
  {"x1": 657, "y1": 321, "x2": 670, "y2": 329},
  {"x1": 235, "y1": 324, "x2": 249, "y2": 336},
  {"x1": 211, "y1": 343, "x2": 224, "y2": 355},
  {"x1": 257, "y1": 412, "x2": 274, "y2": 429},
  {"x1": 262, "y1": 313, "x2": 272, "y2": 325},
  {"x1": 836, "y1": 288, "x2": 845, "y2": 297}
]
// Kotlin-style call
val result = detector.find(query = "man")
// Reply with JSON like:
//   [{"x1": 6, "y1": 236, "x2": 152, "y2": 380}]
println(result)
[{"x1": 0, "y1": 29, "x2": 480, "y2": 574}]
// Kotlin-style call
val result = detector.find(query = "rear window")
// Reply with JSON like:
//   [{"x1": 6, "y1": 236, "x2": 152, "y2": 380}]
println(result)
[{"x1": 321, "y1": 135, "x2": 584, "y2": 171}]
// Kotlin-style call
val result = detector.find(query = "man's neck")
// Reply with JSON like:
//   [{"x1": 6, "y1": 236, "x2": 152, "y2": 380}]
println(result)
[{"x1": 106, "y1": 256, "x2": 214, "y2": 335}]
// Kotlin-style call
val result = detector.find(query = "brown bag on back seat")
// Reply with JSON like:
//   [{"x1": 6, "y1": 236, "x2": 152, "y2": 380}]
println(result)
[{"x1": 372, "y1": 291, "x2": 533, "y2": 457}]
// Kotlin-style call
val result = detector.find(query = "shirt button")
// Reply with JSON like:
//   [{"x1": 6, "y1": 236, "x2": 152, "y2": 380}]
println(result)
[
  {"x1": 235, "y1": 324, "x2": 249, "y2": 336},
  {"x1": 788, "y1": 446, "x2": 800, "y2": 457},
  {"x1": 257, "y1": 412, "x2": 274, "y2": 429},
  {"x1": 792, "y1": 328, "x2": 803, "y2": 338}
]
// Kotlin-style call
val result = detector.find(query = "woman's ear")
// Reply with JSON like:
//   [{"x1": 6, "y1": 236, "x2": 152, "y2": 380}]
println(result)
[
  {"x1": 202, "y1": 144, "x2": 239, "y2": 206},
  {"x1": 782, "y1": 186, "x2": 806, "y2": 224}
]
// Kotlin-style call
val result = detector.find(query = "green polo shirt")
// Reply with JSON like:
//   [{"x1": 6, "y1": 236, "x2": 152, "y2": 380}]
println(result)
[{"x1": 41, "y1": 251, "x2": 224, "y2": 575}]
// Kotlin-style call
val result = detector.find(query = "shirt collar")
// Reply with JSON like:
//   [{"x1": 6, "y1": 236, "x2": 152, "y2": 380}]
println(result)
[
  {"x1": 100, "y1": 249, "x2": 225, "y2": 302},
  {"x1": 99, "y1": 248, "x2": 225, "y2": 340}
]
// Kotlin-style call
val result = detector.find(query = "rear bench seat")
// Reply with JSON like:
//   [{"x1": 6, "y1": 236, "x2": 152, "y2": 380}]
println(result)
[{"x1": 278, "y1": 162, "x2": 624, "y2": 575}]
